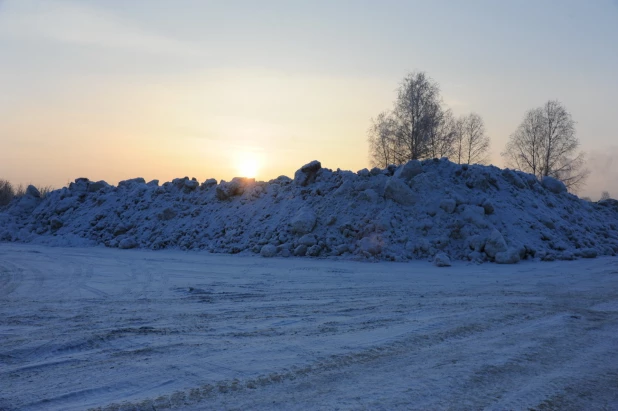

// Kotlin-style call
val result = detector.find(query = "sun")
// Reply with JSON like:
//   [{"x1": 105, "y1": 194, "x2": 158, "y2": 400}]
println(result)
[{"x1": 236, "y1": 153, "x2": 260, "y2": 179}]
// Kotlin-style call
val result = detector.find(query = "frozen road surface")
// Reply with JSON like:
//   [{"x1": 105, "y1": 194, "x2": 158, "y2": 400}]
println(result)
[{"x1": 1, "y1": 244, "x2": 618, "y2": 410}]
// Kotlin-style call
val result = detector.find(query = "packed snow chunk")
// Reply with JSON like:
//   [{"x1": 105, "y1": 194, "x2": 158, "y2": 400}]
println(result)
[
  {"x1": 440, "y1": 199, "x2": 457, "y2": 214},
  {"x1": 358, "y1": 189, "x2": 379, "y2": 202},
  {"x1": 495, "y1": 247, "x2": 521, "y2": 264},
  {"x1": 26, "y1": 185, "x2": 41, "y2": 198},
  {"x1": 357, "y1": 168, "x2": 370, "y2": 177},
  {"x1": 49, "y1": 217, "x2": 63, "y2": 230},
  {"x1": 118, "y1": 238, "x2": 138, "y2": 249},
  {"x1": 464, "y1": 168, "x2": 498, "y2": 190},
  {"x1": 201, "y1": 178, "x2": 217, "y2": 189},
  {"x1": 9, "y1": 194, "x2": 40, "y2": 216},
  {"x1": 88, "y1": 180, "x2": 109, "y2": 193},
  {"x1": 290, "y1": 207, "x2": 317, "y2": 234},
  {"x1": 69, "y1": 178, "x2": 90, "y2": 192},
  {"x1": 334, "y1": 244, "x2": 349, "y2": 256},
  {"x1": 462, "y1": 205, "x2": 488, "y2": 228},
  {"x1": 113, "y1": 223, "x2": 132, "y2": 236},
  {"x1": 307, "y1": 245, "x2": 322, "y2": 256},
  {"x1": 394, "y1": 160, "x2": 423, "y2": 181},
  {"x1": 216, "y1": 177, "x2": 253, "y2": 200},
  {"x1": 501, "y1": 169, "x2": 526, "y2": 189},
  {"x1": 184, "y1": 179, "x2": 199, "y2": 190},
  {"x1": 433, "y1": 252, "x2": 451, "y2": 267},
  {"x1": 260, "y1": 244, "x2": 277, "y2": 258},
  {"x1": 294, "y1": 160, "x2": 321, "y2": 186},
  {"x1": 384, "y1": 178, "x2": 417, "y2": 205},
  {"x1": 358, "y1": 235, "x2": 382, "y2": 256},
  {"x1": 542, "y1": 176, "x2": 567, "y2": 194},
  {"x1": 481, "y1": 199, "x2": 495, "y2": 215},
  {"x1": 118, "y1": 178, "x2": 146, "y2": 188},
  {"x1": 484, "y1": 229, "x2": 508, "y2": 258},
  {"x1": 54, "y1": 197, "x2": 76, "y2": 214},
  {"x1": 298, "y1": 234, "x2": 317, "y2": 247},
  {"x1": 579, "y1": 248, "x2": 598, "y2": 259},
  {"x1": 294, "y1": 244, "x2": 308, "y2": 256},
  {"x1": 466, "y1": 235, "x2": 486, "y2": 252},
  {"x1": 273, "y1": 175, "x2": 293, "y2": 184}
]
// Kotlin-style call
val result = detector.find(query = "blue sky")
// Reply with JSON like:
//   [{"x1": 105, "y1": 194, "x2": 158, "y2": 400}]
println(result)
[{"x1": 1, "y1": 0, "x2": 617, "y2": 197}]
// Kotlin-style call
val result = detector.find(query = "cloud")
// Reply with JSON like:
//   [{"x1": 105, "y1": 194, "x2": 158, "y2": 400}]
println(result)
[{"x1": 0, "y1": 0, "x2": 201, "y2": 56}]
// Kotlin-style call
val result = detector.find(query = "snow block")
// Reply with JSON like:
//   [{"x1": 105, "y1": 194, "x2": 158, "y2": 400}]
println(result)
[
  {"x1": 485, "y1": 229, "x2": 507, "y2": 259},
  {"x1": 298, "y1": 234, "x2": 317, "y2": 247},
  {"x1": 49, "y1": 217, "x2": 63, "y2": 230},
  {"x1": 119, "y1": 238, "x2": 137, "y2": 249},
  {"x1": 260, "y1": 244, "x2": 277, "y2": 257},
  {"x1": 201, "y1": 178, "x2": 217, "y2": 189},
  {"x1": 384, "y1": 178, "x2": 416, "y2": 205},
  {"x1": 394, "y1": 160, "x2": 423, "y2": 181},
  {"x1": 440, "y1": 199, "x2": 457, "y2": 214},
  {"x1": 118, "y1": 178, "x2": 146, "y2": 188},
  {"x1": 54, "y1": 198, "x2": 75, "y2": 214},
  {"x1": 541, "y1": 176, "x2": 567, "y2": 194},
  {"x1": 26, "y1": 185, "x2": 41, "y2": 198},
  {"x1": 88, "y1": 181, "x2": 110, "y2": 193},
  {"x1": 495, "y1": 247, "x2": 520, "y2": 264},
  {"x1": 216, "y1": 178, "x2": 253, "y2": 200},
  {"x1": 290, "y1": 208, "x2": 317, "y2": 235},
  {"x1": 184, "y1": 179, "x2": 199, "y2": 190},
  {"x1": 9, "y1": 195, "x2": 40, "y2": 216},
  {"x1": 294, "y1": 160, "x2": 321, "y2": 186},
  {"x1": 434, "y1": 253, "x2": 451, "y2": 267},
  {"x1": 358, "y1": 236, "x2": 382, "y2": 256}
]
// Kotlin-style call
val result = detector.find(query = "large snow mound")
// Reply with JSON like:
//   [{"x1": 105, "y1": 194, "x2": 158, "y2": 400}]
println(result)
[{"x1": 1, "y1": 159, "x2": 617, "y2": 264}]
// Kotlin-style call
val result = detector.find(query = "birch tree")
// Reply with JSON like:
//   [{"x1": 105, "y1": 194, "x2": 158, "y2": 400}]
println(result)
[{"x1": 502, "y1": 100, "x2": 589, "y2": 191}]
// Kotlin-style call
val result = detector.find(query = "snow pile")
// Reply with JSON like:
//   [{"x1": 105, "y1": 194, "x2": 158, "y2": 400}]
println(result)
[{"x1": 1, "y1": 159, "x2": 617, "y2": 263}]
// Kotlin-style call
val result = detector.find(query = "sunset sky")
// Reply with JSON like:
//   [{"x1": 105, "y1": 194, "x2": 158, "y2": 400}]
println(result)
[{"x1": 1, "y1": 0, "x2": 617, "y2": 198}]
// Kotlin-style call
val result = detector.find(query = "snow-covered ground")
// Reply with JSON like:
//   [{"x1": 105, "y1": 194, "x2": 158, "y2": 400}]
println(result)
[{"x1": 2, "y1": 244, "x2": 618, "y2": 410}]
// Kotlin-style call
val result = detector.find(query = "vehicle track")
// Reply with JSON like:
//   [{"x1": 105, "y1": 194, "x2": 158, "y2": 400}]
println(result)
[{"x1": 1, "y1": 244, "x2": 617, "y2": 410}]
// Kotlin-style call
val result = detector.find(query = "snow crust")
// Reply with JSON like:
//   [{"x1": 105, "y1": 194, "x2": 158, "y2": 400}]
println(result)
[{"x1": 1, "y1": 159, "x2": 617, "y2": 264}]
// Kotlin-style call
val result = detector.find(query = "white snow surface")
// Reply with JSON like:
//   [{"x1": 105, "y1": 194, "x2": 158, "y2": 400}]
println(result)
[
  {"x1": 1, "y1": 244, "x2": 618, "y2": 410},
  {"x1": 1, "y1": 159, "x2": 618, "y2": 263}
]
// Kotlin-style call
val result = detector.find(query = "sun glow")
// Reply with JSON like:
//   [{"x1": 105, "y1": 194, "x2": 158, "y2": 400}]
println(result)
[{"x1": 236, "y1": 152, "x2": 261, "y2": 179}]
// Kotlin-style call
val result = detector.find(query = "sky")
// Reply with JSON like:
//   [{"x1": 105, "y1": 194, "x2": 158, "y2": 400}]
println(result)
[{"x1": 1, "y1": 0, "x2": 617, "y2": 198}]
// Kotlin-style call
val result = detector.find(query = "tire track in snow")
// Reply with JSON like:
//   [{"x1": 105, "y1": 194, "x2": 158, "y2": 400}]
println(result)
[
  {"x1": 2, "y1": 245, "x2": 618, "y2": 411},
  {"x1": 0, "y1": 261, "x2": 23, "y2": 297}
]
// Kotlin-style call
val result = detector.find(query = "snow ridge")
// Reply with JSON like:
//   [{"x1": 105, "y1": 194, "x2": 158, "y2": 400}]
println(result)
[{"x1": 1, "y1": 159, "x2": 617, "y2": 264}]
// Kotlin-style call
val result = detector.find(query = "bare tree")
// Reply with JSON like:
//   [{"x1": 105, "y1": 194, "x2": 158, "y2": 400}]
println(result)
[
  {"x1": 502, "y1": 100, "x2": 589, "y2": 191},
  {"x1": 600, "y1": 191, "x2": 611, "y2": 201},
  {"x1": 369, "y1": 71, "x2": 463, "y2": 166},
  {"x1": 454, "y1": 113, "x2": 490, "y2": 164},
  {"x1": 427, "y1": 109, "x2": 457, "y2": 160},
  {"x1": 393, "y1": 71, "x2": 442, "y2": 161},
  {"x1": 368, "y1": 112, "x2": 398, "y2": 168},
  {"x1": 503, "y1": 108, "x2": 544, "y2": 176}
]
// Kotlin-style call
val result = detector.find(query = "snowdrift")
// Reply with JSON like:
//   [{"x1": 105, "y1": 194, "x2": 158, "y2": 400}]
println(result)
[{"x1": 1, "y1": 159, "x2": 617, "y2": 264}]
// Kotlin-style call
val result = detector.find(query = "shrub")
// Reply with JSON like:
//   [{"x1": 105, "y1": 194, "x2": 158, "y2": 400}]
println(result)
[
  {"x1": 14, "y1": 183, "x2": 26, "y2": 198},
  {"x1": 38, "y1": 185, "x2": 54, "y2": 198},
  {"x1": 0, "y1": 179, "x2": 15, "y2": 206}
]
